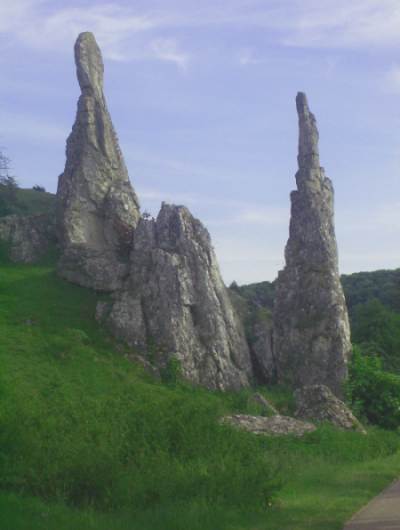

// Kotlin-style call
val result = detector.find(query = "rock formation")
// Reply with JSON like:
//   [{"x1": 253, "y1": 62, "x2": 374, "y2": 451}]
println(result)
[
  {"x1": 223, "y1": 414, "x2": 316, "y2": 437},
  {"x1": 0, "y1": 213, "x2": 56, "y2": 263},
  {"x1": 57, "y1": 32, "x2": 140, "y2": 291},
  {"x1": 98, "y1": 203, "x2": 253, "y2": 390},
  {"x1": 294, "y1": 385, "x2": 366, "y2": 433},
  {"x1": 273, "y1": 93, "x2": 351, "y2": 396}
]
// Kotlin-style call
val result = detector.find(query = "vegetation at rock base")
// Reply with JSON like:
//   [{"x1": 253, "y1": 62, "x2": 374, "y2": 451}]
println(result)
[
  {"x1": 346, "y1": 347, "x2": 400, "y2": 429},
  {"x1": 1, "y1": 255, "x2": 400, "y2": 529}
]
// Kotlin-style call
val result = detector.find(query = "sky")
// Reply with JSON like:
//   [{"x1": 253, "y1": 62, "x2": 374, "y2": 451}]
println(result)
[{"x1": 0, "y1": 0, "x2": 399, "y2": 285}]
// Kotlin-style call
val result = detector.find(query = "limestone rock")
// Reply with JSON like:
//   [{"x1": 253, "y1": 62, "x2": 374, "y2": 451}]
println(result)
[
  {"x1": 294, "y1": 385, "x2": 366, "y2": 433},
  {"x1": 250, "y1": 316, "x2": 276, "y2": 383},
  {"x1": 228, "y1": 289, "x2": 276, "y2": 383},
  {"x1": 273, "y1": 93, "x2": 351, "y2": 396},
  {"x1": 57, "y1": 32, "x2": 140, "y2": 291},
  {"x1": 223, "y1": 414, "x2": 316, "y2": 437},
  {"x1": 100, "y1": 203, "x2": 253, "y2": 390},
  {"x1": 0, "y1": 213, "x2": 56, "y2": 262}
]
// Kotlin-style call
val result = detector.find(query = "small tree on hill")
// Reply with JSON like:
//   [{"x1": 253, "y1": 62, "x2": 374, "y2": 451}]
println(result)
[{"x1": 0, "y1": 148, "x2": 19, "y2": 215}]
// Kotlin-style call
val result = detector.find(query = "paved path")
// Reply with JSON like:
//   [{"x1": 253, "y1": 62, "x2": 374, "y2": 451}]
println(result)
[{"x1": 343, "y1": 479, "x2": 400, "y2": 529}]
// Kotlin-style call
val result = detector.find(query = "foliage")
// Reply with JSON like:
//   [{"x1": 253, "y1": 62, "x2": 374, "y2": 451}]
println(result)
[
  {"x1": 32, "y1": 185, "x2": 46, "y2": 192},
  {"x1": 0, "y1": 186, "x2": 55, "y2": 218},
  {"x1": 230, "y1": 280, "x2": 275, "y2": 310},
  {"x1": 346, "y1": 347, "x2": 400, "y2": 429},
  {"x1": 341, "y1": 269, "x2": 400, "y2": 314},
  {"x1": 351, "y1": 299, "x2": 400, "y2": 373}
]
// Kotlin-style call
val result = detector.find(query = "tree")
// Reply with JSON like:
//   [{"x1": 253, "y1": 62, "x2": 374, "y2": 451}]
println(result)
[{"x1": 0, "y1": 148, "x2": 19, "y2": 216}]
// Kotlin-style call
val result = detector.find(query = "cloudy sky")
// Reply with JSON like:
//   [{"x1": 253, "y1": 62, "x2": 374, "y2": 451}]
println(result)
[{"x1": 1, "y1": 0, "x2": 399, "y2": 284}]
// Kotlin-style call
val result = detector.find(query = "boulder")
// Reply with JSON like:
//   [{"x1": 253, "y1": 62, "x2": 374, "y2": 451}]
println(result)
[
  {"x1": 273, "y1": 93, "x2": 351, "y2": 396},
  {"x1": 294, "y1": 384, "x2": 366, "y2": 433},
  {"x1": 57, "y1": 32, "x2": 140, "y2": 291},
  {"x1": 223, "y1": 414, "x2": 316, "y2": 437}
]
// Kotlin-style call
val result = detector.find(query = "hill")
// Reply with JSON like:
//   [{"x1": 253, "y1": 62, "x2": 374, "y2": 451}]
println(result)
[
  {"x1": 1, "y1": 254, "x2": 400, "y2": 529},
  {"x1": 0, "y1": 186, "x2": 56, "y2": 217}
]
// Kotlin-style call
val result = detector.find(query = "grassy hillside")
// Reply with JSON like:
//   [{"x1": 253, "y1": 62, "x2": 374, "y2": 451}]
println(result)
[
  {"x1": 1, "y1": 255, "x2": 400, "y2": 529},
  {"x1": 0, "y1": 187, "x2": 55, "y2": 217}
]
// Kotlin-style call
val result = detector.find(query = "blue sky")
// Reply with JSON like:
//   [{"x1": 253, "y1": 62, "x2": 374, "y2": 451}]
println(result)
[{"x1": 1, "y1": 0, "x2": 399, "y2": 284}]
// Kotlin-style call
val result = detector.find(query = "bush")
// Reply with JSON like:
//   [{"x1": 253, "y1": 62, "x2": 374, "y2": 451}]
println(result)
[{"x1": 346, "y1": 347, "x2": 400, "y2": 429}]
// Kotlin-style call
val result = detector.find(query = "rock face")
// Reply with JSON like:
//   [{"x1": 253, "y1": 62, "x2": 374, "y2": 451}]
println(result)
[
  {"x1": 223, "y1": 414, "x2": 316, "y2": 437},
  {"x1": 0, "y1": 214, "x2": 56, "y2": 262},
  {"x1": 57, "y1": 32, "x2": 140, "y2": 291},
  {"x1": 295, "y1": 385, "x2": 366, "y2": 433},
  {"x1": 249, "y1": 317, "x2": 276, "y2": 383},
  {"x1": 273, "y1": 93, "x2": 351, "y2": 396},
  {"x1": 99, "y1": 203, "x2": 253, "y2": 390}
]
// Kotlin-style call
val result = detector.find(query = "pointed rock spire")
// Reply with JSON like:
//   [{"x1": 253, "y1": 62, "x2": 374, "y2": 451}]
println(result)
[
  {"x1": 75, "y1": 32, "x2": 104, "y2": 101},
  {"x1": 272, "y1": 93, "x2": 351, "y2": 397},
  {"x1": 57, "y1": 32, "x2": 140, "y2": 291},
  {"x1": 296, "y1": 92, "x2": 320, "y2": 170}
]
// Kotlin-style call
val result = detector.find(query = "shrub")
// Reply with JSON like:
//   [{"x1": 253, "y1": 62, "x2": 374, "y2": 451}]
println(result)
[{"x1": 346, "y1": 347, "x2": 400, "y2": 429}]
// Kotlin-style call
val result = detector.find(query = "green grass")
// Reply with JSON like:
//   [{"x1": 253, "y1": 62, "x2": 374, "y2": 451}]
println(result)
[
  {"x1": 0, "y1": 187, "x2": 55, "y2": 217},
  {"x1": 0, "y1": 256, "x2": 400, "y2": 529}
]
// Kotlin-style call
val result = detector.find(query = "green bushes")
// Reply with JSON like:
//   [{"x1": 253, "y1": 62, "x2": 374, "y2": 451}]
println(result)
[{"x1": 346, "y1": 347, "x2": 400, "y2": 429}]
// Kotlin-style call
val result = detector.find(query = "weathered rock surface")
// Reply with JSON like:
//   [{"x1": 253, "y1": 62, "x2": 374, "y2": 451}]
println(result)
[
  {"x1": 294, "y1": 385, "x2": 366, "y2": 433},
  {"x1": 223, "y1": 414, "x2": 316, "y2": 437},
  {"x1": 228, "y1": 289, "x2": 276, "y2": 383},
  {"x1": 250, "y1": 316, "x2": 276, "y2": 383},
  {"x1": 57, "y1": 32, "x2": 140, "y2": 291},
  {"x1": 0, "y1": 214, "x2": 56, "y2": 262},
  {"x1": 98, "y1": 203, "x2": 253, "y2": 390},
  {"x1": 273, "y1": 92, "x2": 351, "y2": 396}
]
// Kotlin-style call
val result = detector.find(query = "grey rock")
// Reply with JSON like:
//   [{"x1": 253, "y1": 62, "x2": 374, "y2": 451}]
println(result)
[
  {"x1": 228, "y1": 289, "x2": 276, "y2": 383},
  {"x1": 273, "y1": 93, "x2": 351, "y2": 396},
  {"x1": 222, "y1": 414, "x2": 316, "y2": 437},
  {"x1": 100, "y1": 203, "x2": 253, "y2": 390},
  {"x1": 294, "y1": 384, "x2": 366, "y2": 433},
  {"x1": 250, "y1": 316, "x2": 276, "y2": 383},
  {"x1": 57, "y1": 32, "x2": 140, "y2": 291},
  {"x1": 0, "y1": 213, "x2": 56, "y2": 263}
]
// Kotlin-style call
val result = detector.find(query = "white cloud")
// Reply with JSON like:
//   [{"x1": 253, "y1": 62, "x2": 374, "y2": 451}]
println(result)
[
  {"x1": 150, "y1": 38, "x2": 188, "y2": 69},
  {"x1": 0, "y1": 1, "x2": 189, "y2": 67},
  {"x1": 237, "y1": 48, "x2": 261, "y2": 66}
]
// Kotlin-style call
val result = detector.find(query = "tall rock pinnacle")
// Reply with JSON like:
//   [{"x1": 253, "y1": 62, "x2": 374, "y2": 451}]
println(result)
[
  {"x1": 57, "y1": 32, "x2": 140, "y2": 291},
  {"x1": 272, "y1": 92, "x2": 351, "y2": 396}
]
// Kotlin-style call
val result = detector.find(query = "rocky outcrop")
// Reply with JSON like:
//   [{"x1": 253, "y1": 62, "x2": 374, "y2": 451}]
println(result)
[
  {"x1": 294, "y1": 385, "x2": 366, "y2": 433},
  {"x1": 98, "y1": 203, "x2": 253, "y2": 390},
  {"x1": 229, "y1": 289, "x2": 276, "y2": 383},
  {"x1": 273, "y1": 93, "x2": 351, "y2": 396},
  {"x1": 57, "y1": 32, "x2": 140, "y2": 291},
  {"x1": 249, "y1": 316, "x2": 276, "y2": 383},
  {"x1": 0, "y1": 213, "x2": 56, "y2": 262},
  {"x1": 223, "y1": 414, "x2": 316, "y2": 437}
]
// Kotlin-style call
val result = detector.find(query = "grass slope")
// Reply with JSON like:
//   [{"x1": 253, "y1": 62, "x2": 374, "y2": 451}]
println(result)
[
  {"x1": 1, "y1": 256, "x2": 400, "y2": 529},
  {"x1": 0, "y1": 188, "x2": 55, "y2": 217}
]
